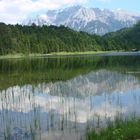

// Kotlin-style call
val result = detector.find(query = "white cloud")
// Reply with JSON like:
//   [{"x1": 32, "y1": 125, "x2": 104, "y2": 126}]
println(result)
[{"x1": 0, "y1": 0, "x2": 87, "y2": 24}]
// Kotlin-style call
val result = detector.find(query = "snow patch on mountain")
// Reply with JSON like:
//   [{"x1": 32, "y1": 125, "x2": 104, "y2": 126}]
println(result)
[{"x1": 23, "y1": 6, "x2": 140, "y2": 35}]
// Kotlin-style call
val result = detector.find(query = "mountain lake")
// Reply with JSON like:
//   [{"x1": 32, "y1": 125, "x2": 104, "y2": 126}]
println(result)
[{"x1": 0, "y1": 53, "x2": 140, "y2": 140}]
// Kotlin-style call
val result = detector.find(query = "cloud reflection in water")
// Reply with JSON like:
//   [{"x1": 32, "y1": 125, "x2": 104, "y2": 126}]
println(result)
[{"x1": 0, "y1": 70, "x2": 140, "y2": 139}]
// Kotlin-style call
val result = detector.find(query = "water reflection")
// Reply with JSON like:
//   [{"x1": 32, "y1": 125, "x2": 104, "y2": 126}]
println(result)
[
  {"x1": 1, "y1": 55, "x2": 140, "y2": 90},
  {"x1": 0, "y1": 69, "x2": 140, "y2": 140}
]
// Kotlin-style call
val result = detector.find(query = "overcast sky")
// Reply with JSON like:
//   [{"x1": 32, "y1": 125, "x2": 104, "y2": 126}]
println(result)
[{"x1": 0, "y1": 0, "x2": 140, "y2": 24}]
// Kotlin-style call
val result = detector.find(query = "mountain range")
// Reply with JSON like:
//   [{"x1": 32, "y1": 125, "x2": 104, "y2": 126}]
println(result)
[{"x1": 23, "y1": 6, "x2": 140, "y2": 35}]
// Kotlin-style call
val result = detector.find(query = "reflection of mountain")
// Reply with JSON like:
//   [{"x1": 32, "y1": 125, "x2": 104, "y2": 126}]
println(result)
[
  {"x1": 0, "y1": 70, "x2": 140, "y2": 139},
  {"x1": 44, "y1": 70, "x2": 140, "y2": 97},
  {"x1": 0, "y1": 70, "x2": 140, "y2": 113}
]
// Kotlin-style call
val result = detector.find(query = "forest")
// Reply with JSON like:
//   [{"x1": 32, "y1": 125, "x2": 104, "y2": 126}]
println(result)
[{"x1": 0, "y1": 21, "x2": 140, "y2": 55}]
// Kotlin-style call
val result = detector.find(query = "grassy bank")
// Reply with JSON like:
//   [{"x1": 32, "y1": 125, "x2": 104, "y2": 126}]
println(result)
[
  {"x1": 0, "y1": 51, "x2": 122, "y2": 59},
  {"x1": 0, "y1": 53, "x2": 48, "y2": 59},
  {"x1": 50, "y1": 51, "x2": 116, "y2": 55},
  {"x1": 86, "y1": 118, "x2": 140, "y2": 140}
]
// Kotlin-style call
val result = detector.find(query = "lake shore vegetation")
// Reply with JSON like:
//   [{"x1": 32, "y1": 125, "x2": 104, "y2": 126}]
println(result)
[{"x1": 86, "y1": 118, "x2": 140, "y2": 140}]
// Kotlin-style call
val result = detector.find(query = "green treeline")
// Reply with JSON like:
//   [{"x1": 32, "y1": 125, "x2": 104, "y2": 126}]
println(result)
[{"x1": 0, "y1": 21, "x2": 140, "y2": 55}]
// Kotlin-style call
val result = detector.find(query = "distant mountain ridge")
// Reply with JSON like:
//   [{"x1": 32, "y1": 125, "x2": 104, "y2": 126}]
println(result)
[{"x1": 23, "y1": 6, "x2": 140, "y2": 35}]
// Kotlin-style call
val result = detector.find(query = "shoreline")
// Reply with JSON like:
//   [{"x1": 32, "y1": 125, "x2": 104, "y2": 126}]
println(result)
[{"x1": 0, "y1": 51, "x2": 140, "y2": 59}]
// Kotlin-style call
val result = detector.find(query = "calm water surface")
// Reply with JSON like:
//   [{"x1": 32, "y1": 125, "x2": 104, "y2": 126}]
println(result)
[{"x1": 0, "y1": 55, "x2": 140, "y2": 140}]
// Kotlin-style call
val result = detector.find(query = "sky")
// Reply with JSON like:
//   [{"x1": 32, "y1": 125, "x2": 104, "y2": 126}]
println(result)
[{"x1": 0, "y1": 0, "x2": 140, "y2": 24}]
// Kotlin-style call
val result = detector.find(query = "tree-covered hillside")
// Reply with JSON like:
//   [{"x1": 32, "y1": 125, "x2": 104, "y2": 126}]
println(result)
[
  {"x1": 0, "y1": 21, "x2": 140, "y2": 55},
  {"x1": 103, "y1": 21, "x2": 140, "y2": 51}
]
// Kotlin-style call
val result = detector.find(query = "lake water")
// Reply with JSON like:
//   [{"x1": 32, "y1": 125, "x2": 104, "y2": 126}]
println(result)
[{"x1": 0, "y1": 54, "x2": 140, "y2": 140}]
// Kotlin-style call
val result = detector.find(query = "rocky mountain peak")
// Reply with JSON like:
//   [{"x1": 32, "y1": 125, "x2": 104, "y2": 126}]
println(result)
[{"x1": 23, "y1": 6, "x2": 140, "y2": 35}]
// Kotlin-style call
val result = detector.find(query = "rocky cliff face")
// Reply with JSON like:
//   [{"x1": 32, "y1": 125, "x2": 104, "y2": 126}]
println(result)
[{"x1": 23, "y1": 6, "x2": 140, "y2": 35}]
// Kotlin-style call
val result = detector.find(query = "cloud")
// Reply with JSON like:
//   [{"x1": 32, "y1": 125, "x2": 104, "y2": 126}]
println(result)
[{"x1": 0, "y1": 0, "x2": 87, "y2": 24}]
